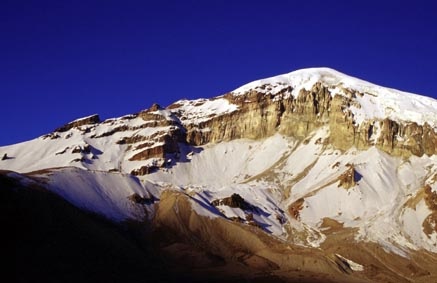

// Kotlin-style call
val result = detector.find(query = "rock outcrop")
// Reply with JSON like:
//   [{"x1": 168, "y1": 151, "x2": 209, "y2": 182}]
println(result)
[
  {"x1": 55, "y1": 114, "x2": 100, "y2": 132},
  {"x1": 211, "y1": 193, "x2": 254, "y2": 211},
  {"x1": 128, "y1": 107, "x2": 185, "y2": 161},
  {"x1": 338, "y1": 164, "x2": 361, "y2": 189}
]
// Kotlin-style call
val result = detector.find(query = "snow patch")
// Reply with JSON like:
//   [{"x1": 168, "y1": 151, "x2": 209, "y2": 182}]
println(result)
[
  {"x1": 335, "y1": 254, "x2": 364, "y2": 272},
  {"x1": 171, "y1": 97, "x2": 238, "y2": 124},
  {"x1": 44, "y1": 167, "x2": 157, "y2": 221}
]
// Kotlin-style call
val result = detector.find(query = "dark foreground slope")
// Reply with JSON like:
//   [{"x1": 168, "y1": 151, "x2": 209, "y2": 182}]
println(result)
[
  {"x1": 0, "y1": 172, "x2": 285, "y2": 283},
  {"x1": 6, "y1": 169, "x2": 437, "y2": 283},
  {"x1": 3, "y1": 172, "x2": 172, "y2": 283},
  {"x1": 4, "y1": 171, "x2": 368, "y2": 283}
]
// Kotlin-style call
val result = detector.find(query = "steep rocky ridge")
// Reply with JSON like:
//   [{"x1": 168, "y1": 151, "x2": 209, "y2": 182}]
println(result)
[
  {"x1": 5, "y1": 68, "x2": 436, "y2": 176},
  {"x1": 182, "y1": 82, "x2": 437, "y2": 158}
]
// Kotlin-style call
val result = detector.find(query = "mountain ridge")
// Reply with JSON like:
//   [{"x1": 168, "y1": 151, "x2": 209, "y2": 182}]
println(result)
[{"x1": 4, "y1": 67, "x2": 437, "y2": 282}]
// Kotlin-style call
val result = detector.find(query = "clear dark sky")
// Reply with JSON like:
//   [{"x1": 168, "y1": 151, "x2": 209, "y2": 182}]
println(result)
[{"x1": 1, "y1": 0, "x2": 436, "y2": 145}]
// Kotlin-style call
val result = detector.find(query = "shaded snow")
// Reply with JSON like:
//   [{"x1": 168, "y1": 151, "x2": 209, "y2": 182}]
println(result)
[
  {"x1": 148, "y1": 133, "x2": 292, "y2": 187},
  {"x1": 40, "y1": 167, "x2": 158, "y2": 221}
]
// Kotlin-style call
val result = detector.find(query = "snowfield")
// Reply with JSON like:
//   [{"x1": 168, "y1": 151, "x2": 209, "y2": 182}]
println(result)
[
  {"x1": 30, "y1": 167, "x2": 159, "y2": 222},
  {"x1": 146, "y1": 129, "x2": 437, "y2": 254}
]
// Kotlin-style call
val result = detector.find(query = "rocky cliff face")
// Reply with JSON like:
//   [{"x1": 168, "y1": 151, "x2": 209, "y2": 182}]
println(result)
[
  {"x1": 179, "y1": 82, "x2": 437, "y2": 158},
  {"x1": 48, "y1": 81, "x2": 437, "y2": 163},
  {"x1": 182, "y1": 83, "x2": 333, "y2": 145}
]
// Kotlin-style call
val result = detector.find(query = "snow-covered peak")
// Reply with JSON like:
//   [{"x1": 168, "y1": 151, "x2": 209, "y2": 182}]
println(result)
[
  {"x1": 232, "y1": 67, "x2": 393, "y2": 95},
  {"x1": 232, "y1": 67, "x2": 350, "y2": 95},
  {"x1": 232, "y1": 67, "x2": 437, "y2": 128}
]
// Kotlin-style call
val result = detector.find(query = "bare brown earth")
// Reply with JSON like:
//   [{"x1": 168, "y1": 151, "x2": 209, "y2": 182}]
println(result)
[
  {"x1": 153, "y1": 191, "x2": 437, "y2": 283},
  {"x1": 319, "y1": 218, "x2": 437, "y2": 283}
]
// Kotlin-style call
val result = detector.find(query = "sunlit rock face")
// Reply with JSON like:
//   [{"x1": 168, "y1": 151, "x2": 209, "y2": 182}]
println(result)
[
  {"x1": 54, "y1": 114, "x2": 101, "y2": 133},
  {"x1": 181, "y1": 81, "x2": 437, "y2": 159}
]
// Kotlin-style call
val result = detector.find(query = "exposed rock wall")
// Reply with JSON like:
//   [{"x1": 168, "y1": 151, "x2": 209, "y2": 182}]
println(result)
[
  {"x1": 127, "y1": 107, "x2": 186, "y2": 162},
  {"x1": 185, "y1": 84, "x2": 331, "y2": 145},
  {"x1": 182, "y1": 83, "x2": 437, "y2": 157},
  {"x1": 331, "y1": 117, "x2": 437, "y2": 157}
]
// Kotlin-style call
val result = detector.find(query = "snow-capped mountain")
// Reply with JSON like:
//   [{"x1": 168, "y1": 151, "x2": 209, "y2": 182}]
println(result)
[{"x1": 4, "y1": 68, "x2": 437, "y2": 283}]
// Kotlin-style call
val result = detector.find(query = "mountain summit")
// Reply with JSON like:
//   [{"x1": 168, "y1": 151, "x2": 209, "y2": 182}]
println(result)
[{"x1": 4, "y1": 68, "x2": 437, "y2": 282}]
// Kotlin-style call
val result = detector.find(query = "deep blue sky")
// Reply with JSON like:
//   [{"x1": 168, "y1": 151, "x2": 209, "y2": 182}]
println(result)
[{"x1": 1, "y1": 0, "x2": 436, "y2": 145}]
